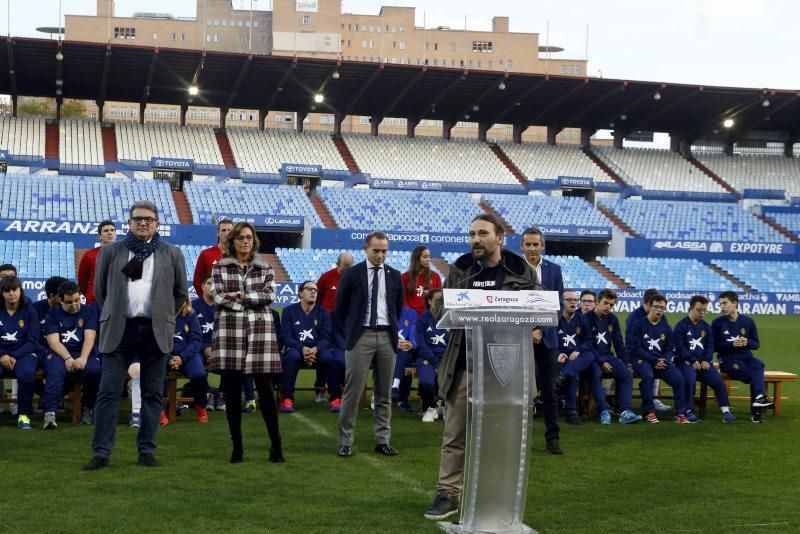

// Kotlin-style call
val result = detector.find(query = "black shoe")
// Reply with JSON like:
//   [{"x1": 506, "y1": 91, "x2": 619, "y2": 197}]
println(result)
[
  {"x1": 231, "y1": 445, "x2": 244, "y2": 463},
  {"x1": 81, "y1": 456, "x2": 109, "y2": 472},
  {"x1": 137, "y1": 453, "x2": 161, "y2": 467},
  {"x1": 270, "y1": 446, "x2": 285, "y2": 463},
  {"x1": 424, "y1": 491, "x2": 459, "y2": 520},
  {"x1": 374, "y1": 443, "x2": 399, "y2": 456},
  {"x1": 546, "y1": 439, "x2": 565, "y2": 455},
  {"x1": 398, "y1": 401, "x2": 415, "y2": 413},
  {"x1": 751, "y1": 412, "x2": 765, "y2": 424},
  {"x1": 752, "y1": 395, "x2": 775, "y2": 409},
  {"x1": 565, "y1": 411, "x2": 581, "y2": 425},
  {"x1": 338, "y1": 445, "x2": 353, "y2": 457}
]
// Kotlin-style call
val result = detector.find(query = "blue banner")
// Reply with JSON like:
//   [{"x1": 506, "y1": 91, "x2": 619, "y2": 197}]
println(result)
[
  {"x1": 639, "y1": 190, "x2": 738, "y2": 203},
  {"x1": 369, "y1": 177, "x2": 527, "y2": 195},
  {"x1": 281, "y1": 163, "x2": 323, "y2": 177},
  {"x1": 604, "y1": 289, "x2": 800, "y2": 316},
  {"x1": 215, "y1": 214, "x2": 305, "y2": 229},
  {"x1": 557, "y1": 176, "x2": 595, "y2": 189},
  {"x1": 761, "y1": 205, "x2": 800, "y2": 215},
  {"x1": 626, "y1": 238, "x2": 798, "y2": 260},
  {"x1": 0, "y1": 149, "x2": 8, "y2": 161},
  {"x1": 743, "y1": 189, "x2": 785, "y2": 200},
  {"x1": 150, "y1": 157, "x2": 195, "y2": 171},
  {"x1": 536, "y1": 225, "x2": 611, "y2": 239}
]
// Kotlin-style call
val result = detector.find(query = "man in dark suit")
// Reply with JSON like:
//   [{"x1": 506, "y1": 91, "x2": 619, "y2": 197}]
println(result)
[
  {"x1": 520, "y1": 227, "x2": 565, "y2": 455},
  {"x1": 335, "y1": 231, "x2": 403, "y2": 457},
  {"x1": 82, "y1": 201, "x2": 188, "y2": 471}
]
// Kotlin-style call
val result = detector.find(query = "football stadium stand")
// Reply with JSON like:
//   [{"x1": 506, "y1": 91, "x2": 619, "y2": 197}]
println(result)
[
  {"x1": 711, "y1": 260, "x2": 800, "y2": 292},
  {"x1": 0, "y1": 115, "x2": 46, "y2": 157},
  {"x1": 497, "y1": 141, "x2": 614, "y2": 183},
  {"x1": 1, "y1": 239, "x2": 75, "y2": 279},
  {"x1": 115, "y1": 122, "x2": 224, "y2": 166},
  {"x1": 769, "y1": 212, "x2": 800, "y2": 238},
  {"x1": 598, "y1": 257, "x2": 731, "y2": 291},
  {"x1": 693, "y1": 152, "x2": 800, "y2": 197},
  {"x1": 482, "y1": 193, "x2": 610, "y2": 232},
  {"x1": 601, "y1": 199, "x2": 789, "y2": 242},
  {"x1": 317, "y1": 187, "x2": 482, "y2": 233},
  {"x1": 59, "y1": 119, "x2": 104, "y2": 170},
  {"x1": 226, "y1": 128, "x2": 347, "y2": 174},
  {"x1": 595, "y1": 147, "x2": 726, "y2": 192},
  {"x1": 0, "y1": 174, "x2": 179, "y2": 224},
  {"x1": 183, "y1": 182, "x2": 323, "y2": 227},
  {"x1": 343, "y1": 134, "x2": 517, "y2": 184}
]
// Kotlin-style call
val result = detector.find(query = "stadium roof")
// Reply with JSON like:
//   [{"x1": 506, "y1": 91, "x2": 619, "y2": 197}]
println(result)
[{"x1": 2, "y1": 36, "x2": 799, "y2": 141}]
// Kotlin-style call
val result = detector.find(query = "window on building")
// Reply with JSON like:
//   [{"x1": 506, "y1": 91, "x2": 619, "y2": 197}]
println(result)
[
  {"x1": 246, "y1": 20, "x2": 251, "y2": 27},
  {"x1": 574, "y1": 66, "x2": 582, "y2": 75},
  {"x1": 114, "y1": 27, "x2": 136, "y2": 40},
  {"x1": 206, "y1": 34, "x2": 212, "y2": 43},
  {"x1": 254, "y1": 20, "x2": 259, "y2": 28},
  {"x1": 320, "y1": 115, "x2": 334, "y2": 125},
  {"x1": 361, "y1": 40, "x2": 366, "y2": 48},
  {"x1": 399, "y1": 26, "x2": 405, "y2": 33},
  {"x1": 214, "y1": 34, "x2": 220, "y2": 43},
  {"x1": 477, "y1": 60, "x2": 482, "y2": 68},
  {"x1": 170, "y1": 33, "x2": 176, "y2": 41},
  {"x1": 369, "y1": 25, "x2": 374, "y2": 32},
  {"x1": 207, "y1": 19, "x2": 212, "y2": 26},
  {"x1": 560, "y1": 65, "x2": 567, "y2": 74},
  {"x1": 131, "y1": 109, "x2": 137, "y2": 118},
  {"x1": 399, "y1": 41, "x2": 405, "y2": 50},
  {"x1": 120, "y1": 108, "x2": 128, "y2": 118},
  {"x1": 359, "y1": 116, "x2": 370, "y2": 125},
  {"x1": 109, "y1": 108, "x2": 117, "y2": 118},
  {"x1": 507, "y1": 60, "x2": 513, "y2": 69},
  {"x1": 303, "y1": 16, "x2": 310, "y2": 25},
  {"x1": 238, "y1": 20, "x2": 243, "y2": 27},
  {"x1": 152, "y1": 32, "x2": 157, "y2": 40},
  {"x1": 391, "y1": 41, "x2": 396, "y2": 49},
  {"x1": 377, "y1": 26, "x2": 382, "y2": 33},
  {"x1": 261, "y1": 36, "x2": 268, "y2": 45},
  {"x1": 434, "y1": 42, "x2": 439, "y2": 50},
  {"x1": 360, "y1": 25, "x2": 366, "y2": 31},
  {"x1": 214, "y1": 20, "x2": 219, "y2": 26},
  {"x1": 488, "y1": 60, "x2": 493, "y2": 69},
  {"x1": 369, "y1": 40, "x2": 374, "y2": 48},
  {"x1": 472, "y1": 41, "x2": 493, "y2": 53},
  {"x1": 181, "y1": 33, "x2": 186, "y2": 41},
  {"x1": 222, "y1": 20, "x2": 228, "y2": 27},
  {"x1": 424, "y1": 42, "x2": 429, "y2": 50}
]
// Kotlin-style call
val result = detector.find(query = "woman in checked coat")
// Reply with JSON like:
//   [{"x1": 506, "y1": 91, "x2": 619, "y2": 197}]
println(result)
[{"x1": 210, "y1": 222, "x2": 283, "y2": 464}]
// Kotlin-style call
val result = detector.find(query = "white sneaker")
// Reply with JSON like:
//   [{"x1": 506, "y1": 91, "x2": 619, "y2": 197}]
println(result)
[
  {"x1": 43, "y1": 411, "x2": 58, "y2": 430},
  {"x1": 370, "y1": 395, "x2": 375, "y2": 411},
  {"x1": 422, "y1": 407, "x2": 439, "y2": 423},
  {"x1": 315, "y1": 391, "x2": 328, "y2": 404},
  {"x1": 653, "y1": 399, "x2": 672, "y2": 412},
  {"x1": 10, "y1": 400, "x2": 18, "y2": 416}
]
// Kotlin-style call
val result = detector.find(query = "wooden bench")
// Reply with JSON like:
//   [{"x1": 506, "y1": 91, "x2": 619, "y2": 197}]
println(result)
[{"x1": 581, "y1": 368, "x2": 797, "y2": 419}]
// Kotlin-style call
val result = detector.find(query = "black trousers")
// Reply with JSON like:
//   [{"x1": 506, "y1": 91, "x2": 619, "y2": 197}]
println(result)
[
  {"x1": 219, "y1": 371, "x2": 281, "y2": 450},
  {"x1": 534, "y1": 345, "x2": 560, "y2": 443}
]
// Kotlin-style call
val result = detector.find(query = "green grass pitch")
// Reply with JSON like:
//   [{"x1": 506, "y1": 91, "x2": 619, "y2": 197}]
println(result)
[{"x1": 2, "y1": 312, "x2": 799, "y2": 532}]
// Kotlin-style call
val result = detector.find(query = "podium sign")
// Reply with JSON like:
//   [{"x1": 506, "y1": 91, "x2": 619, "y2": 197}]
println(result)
[{"x1": 438, "y1": 290, "x2": 559, "y2": 533}]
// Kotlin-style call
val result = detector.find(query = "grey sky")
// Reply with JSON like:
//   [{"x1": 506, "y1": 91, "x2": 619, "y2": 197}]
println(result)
[{"x1": 4, "y1": 0, "x2": 799, "y2": 90}]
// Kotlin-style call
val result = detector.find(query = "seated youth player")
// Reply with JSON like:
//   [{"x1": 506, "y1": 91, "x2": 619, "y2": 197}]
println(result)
[
  {"x1": 415, "y1": 289, "x2": 448, "y2": 423},
  {"x1": 279, "y1": 281, "x2": 336, "y2": 413},
  {"x1": 42, "y1": 282, "x2": 101, "y2": 428},
  {"x1": 0, "y1": 275, "x2": 42, "y2": 430},
  {"x1": 391, "y1": 305, "x2": 418, "y2": 412},
  {"x1": 167, "y1": 298, "x2": 210, "y2": 424},
  {"x1": 673, "y1": 295, "x2": 735, "y2": 423},
  {"x1": 192, "y1": 273, "x2": 217, "y2": 410},
  {"x1": 584, "y1": 289, "x2": 641, "y2": 425},
  {"x1": 555, "y1": 290, "x2": 611, "y2": 425},
  {"x1": 626, "y1": 288, "x2": 671, "y2": 413},
  {"x1": 712, "y1": 290, "x2": 774, "y2": 423},
  {"x1": 628, "y1": 294, "x2": 692, "y2": 424}
]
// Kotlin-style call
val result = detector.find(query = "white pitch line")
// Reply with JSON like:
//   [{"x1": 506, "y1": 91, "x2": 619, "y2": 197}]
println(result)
[
  {"x1": 725, "y1": 522, "x2": 791, "y2": 528},
  {"x1": 292, "y1": 412, "x2": 430, "y2": 497}
]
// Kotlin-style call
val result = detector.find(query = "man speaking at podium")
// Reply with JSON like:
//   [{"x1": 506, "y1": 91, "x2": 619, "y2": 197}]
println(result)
[{"x1": 424, "y1": 213, "x2": 539, "y2": 521}]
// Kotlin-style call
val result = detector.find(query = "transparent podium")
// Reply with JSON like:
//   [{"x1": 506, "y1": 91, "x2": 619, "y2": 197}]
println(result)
[{"x1": 438, "y1": 290, "x2": 559, "y2": 534}]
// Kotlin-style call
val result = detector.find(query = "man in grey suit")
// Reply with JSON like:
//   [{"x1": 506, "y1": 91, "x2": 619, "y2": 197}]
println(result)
[
  {"x1": 82, "y1": 201, "x2": 188, "y2": 471},
  {"x1": 335, "y1": 231, "x2": 403, "y2": 458}
]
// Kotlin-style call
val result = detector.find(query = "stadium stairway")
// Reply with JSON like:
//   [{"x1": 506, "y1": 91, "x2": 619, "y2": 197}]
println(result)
[
  {"x1": 754, "y1": 213, "x2": 800, "y2": 243},
  {"x1": 263, "y1": 253, "x2": 289, "y2": 282},
  {"x1": 684, "y1": 155, "x2": 741, "y2": 199},
  {"x1": 489, "y1": 144, "x2": 528, "y2": 185},
  {"x1": 332, "y1": 135, "x2": 361, "y2": 174},
  {"x1": 172, "y1": 191, "x2": 193, "y2": 224},
  {"x1": 45, "y1": 120, "x2": 59, "y2": 169},
  {"x1": 596, "y1": 203, "x2": 640, "y2": 237},
  {"x1": 583, "y1": 148, "x2": 629, "y2": 188},
  {"x1": 215, "y1": 129, "x2": 237, "y2": 169},
  {"x1": 588, "y1": 260, "x2": 631, "y2": 289},
  {"x1": 479, "y1": 200, "x2": 514, "y2": 234},
  {"x1": 310, "y1": 194, "x2": 338, "y2": 228},
  {"x1": 706, "y1": 263, "x2": 752, "y2": 292},
  {"x1": 102, "y1": 124, "x2": 118, "y2": 162}
]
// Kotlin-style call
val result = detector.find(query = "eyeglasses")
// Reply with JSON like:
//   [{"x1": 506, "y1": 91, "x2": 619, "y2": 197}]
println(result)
[
  {"x1": 692, "y1": 308, "x2": 708, "y2": 314},
  {"x1": 564, "y1": 298, "x2": 579, "y2": 303},
  {"x1": 580, "y1": 299, "x2": 595, "y2": 304},
  {"x1": 234, "y1": 235, "x2": 254, "y2": 242},
  {"x1": 651, "y1": 305, "x2": 666, "y2": 311},
  {"x1": 130, "y1": 216, "x2": 157, "y2": 225}
]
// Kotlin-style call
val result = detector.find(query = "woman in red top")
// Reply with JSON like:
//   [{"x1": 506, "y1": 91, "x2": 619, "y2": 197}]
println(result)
[{"x1": 401, "y1": 246, "x2": 442, "y2": 315}]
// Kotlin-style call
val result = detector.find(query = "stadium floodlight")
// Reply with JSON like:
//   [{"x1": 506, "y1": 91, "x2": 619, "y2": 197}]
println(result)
[
  {"x1": 332, "y1": 71, "x2": 340, "y2": 79},
  {"x1": 55, "y1": 50, "x2": 64, "y2": 61},
  {"x1": 472, "y1": 105, "x2": 480, "y2": 112},
  {"x1": 188, "y1": 86, "x2": 199, "y2": 96},
  {"x1": 653, "y1": 91, "x2": 661, "y2": 100},
  {"x1": 314, "y1": 94, "x2": 324, "y2": 103},
  {"x1": 762, "y1": 98, "x2": 770, "y2": 107},
  {"x1": 723, "y1": 118, "x2": 734, "y2": 128},
  {"x1": 498, "y1": 81, "x2": 506, "y2": 91}
]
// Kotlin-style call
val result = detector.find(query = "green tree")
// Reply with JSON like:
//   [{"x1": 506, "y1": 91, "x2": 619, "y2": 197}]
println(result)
[{"x1": 17, "y1": 97, "x2": 87, "y2": 118}]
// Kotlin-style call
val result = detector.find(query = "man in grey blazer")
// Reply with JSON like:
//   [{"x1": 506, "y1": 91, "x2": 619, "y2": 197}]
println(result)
[{"x1": 82, "y1": 201, "x2": 188, "y2": 471}]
